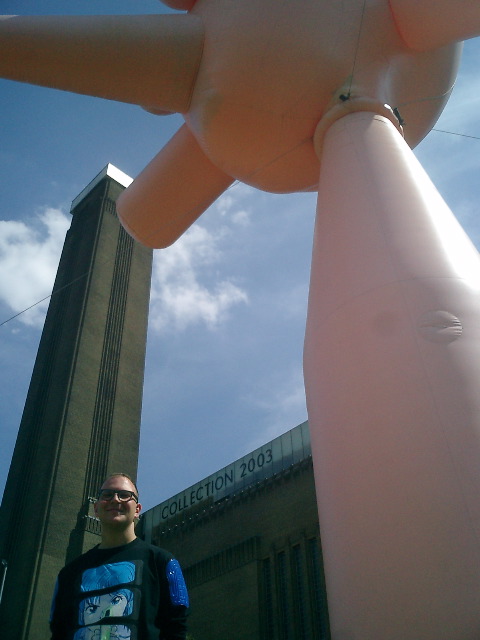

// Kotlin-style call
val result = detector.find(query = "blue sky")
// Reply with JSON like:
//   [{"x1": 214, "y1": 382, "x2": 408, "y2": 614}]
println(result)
[{"x1": 1, "y1": 1, "x2": 479, "y2": 511}]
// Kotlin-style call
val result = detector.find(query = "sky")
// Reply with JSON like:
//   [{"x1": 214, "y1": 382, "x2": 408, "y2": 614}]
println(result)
[{"x1": 1, "y1": 1, "x2": 479, "y2": 511}]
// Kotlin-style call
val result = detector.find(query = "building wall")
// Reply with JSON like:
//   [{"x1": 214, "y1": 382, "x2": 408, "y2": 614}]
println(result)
[{"x1": 149, "y1": 458, "x2": 330, "y2": 640}]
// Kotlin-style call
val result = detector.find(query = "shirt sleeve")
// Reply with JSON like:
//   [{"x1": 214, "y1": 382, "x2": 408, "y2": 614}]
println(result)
[
  {"x1": 49, "y1": 575, "x2": 65, "y2": 640},
  {"x1": 156, "y1": 553, "x2": 189, "y2": 640}
]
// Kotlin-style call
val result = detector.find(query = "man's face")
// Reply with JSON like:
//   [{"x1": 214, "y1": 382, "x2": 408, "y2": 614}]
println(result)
[{"x1": 94, "y1": 476, "x2": 141, "y2": 530}]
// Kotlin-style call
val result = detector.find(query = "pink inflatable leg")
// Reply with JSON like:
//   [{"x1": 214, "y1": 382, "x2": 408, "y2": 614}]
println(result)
[
  {"x1": 0, "y1": 14, "x2": 203, "y2": 112},
  {"x1": 389, "y1": 0, "x2": 480, "y2": 50},
  {"x1": 117, "y1": 124, "x2": 233, "y2": 248},
  {"x1": 304, "y1": 111, "x2": 480, "y2": 639}
]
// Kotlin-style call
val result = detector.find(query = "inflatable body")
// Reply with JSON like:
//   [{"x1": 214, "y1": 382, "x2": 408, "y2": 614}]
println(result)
[{"x1": 1, "y1": 1, "x2": 480, "y2": 637}]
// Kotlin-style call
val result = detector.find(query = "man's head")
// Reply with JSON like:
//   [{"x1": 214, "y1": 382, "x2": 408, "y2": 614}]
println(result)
[
  {"x1": 94, "y1": 473, "x2": 142, "y2": 534},
  {"x1": 99, "y1": 473, "x2": 139, "y2": 497}
]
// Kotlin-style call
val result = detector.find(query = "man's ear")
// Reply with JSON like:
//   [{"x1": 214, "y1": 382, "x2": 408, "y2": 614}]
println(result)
[{"x1": 136, "y1": 502, "x2": 142, "y2": 518}]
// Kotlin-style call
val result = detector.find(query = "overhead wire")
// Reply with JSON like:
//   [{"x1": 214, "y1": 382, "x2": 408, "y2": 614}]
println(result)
[
  {"x1": 432, "y1": 129, "x2": 480, "y2": 141},
  {"x1": 345, "y1": 0, "x2": 368, "y2": 100},
  {"x1": 0, "y1": 194, "x2": 132, "y2": 328}
]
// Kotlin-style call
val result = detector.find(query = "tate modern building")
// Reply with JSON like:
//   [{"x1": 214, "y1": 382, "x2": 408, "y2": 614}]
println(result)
[{"x1": 138, "y1": 421, "x2": 330, "y2": 640}]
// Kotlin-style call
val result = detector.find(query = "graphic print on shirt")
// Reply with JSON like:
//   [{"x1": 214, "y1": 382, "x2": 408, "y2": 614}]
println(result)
[{"x1": 74, "y1": 561, "x2": 141, "y2": 640}]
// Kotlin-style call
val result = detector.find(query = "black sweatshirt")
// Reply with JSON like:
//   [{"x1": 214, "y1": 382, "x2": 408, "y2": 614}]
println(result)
[{"x1": 50, "y1": 537, "x2": 189, "y2": 640}]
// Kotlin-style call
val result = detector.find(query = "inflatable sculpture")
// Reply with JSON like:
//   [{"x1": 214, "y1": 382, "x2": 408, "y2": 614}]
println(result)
[{"x1": 1, "y1": 1, "x2": 480, "y2": 637}]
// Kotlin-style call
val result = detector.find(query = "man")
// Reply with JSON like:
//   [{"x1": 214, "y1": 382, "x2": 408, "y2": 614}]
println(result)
[{"x1": 50, "y1": 473, "x2": 189, "y2": 639}]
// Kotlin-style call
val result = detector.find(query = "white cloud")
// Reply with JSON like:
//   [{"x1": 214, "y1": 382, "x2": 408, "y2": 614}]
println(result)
[
  {"x1": 149, "y1": 223, "x2": 248, "y2": 332},
  {"x1": 0, "y1": 208, "x2": 69, "y2": 327},
  {"x1": 0, "y1": 188, "x2": 251, "y2": 334},
  {"x1": 213, "y1": 183, "x2": 252, "y2": 227}
]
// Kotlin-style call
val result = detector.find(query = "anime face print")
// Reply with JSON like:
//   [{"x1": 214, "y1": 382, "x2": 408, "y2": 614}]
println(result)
[
  {"x1": 73, "y1": 562, "x2": 138, "y2": 640},
  {"x1": 81, "y1": 588, "x2": 134, "y2": 623}
]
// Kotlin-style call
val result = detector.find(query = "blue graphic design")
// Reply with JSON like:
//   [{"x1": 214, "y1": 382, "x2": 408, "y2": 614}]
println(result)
[
  {"x1": 73, "y1": 562, "x2": 137, "y2": 640},
  {"x1": 166, "y1": 559, "x2": 189, "y2": 607},
  {"x1": 81, "y1": 562, "x2": 135, "y2": 591}
]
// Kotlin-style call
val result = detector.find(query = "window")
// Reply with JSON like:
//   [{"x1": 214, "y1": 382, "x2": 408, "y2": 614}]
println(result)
[
  {"x1": 262, "y1": 558, "x2": 275, "y2": 639},
  {"x1": 307, "y1": 538, "x2": 330, "y2": 639},
  {"x1": 292, "y1": 545, "x2": 308, "y2": 639},
  {"x1": 277, "y1": 551, "x2": 292, "y2": 640}
]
